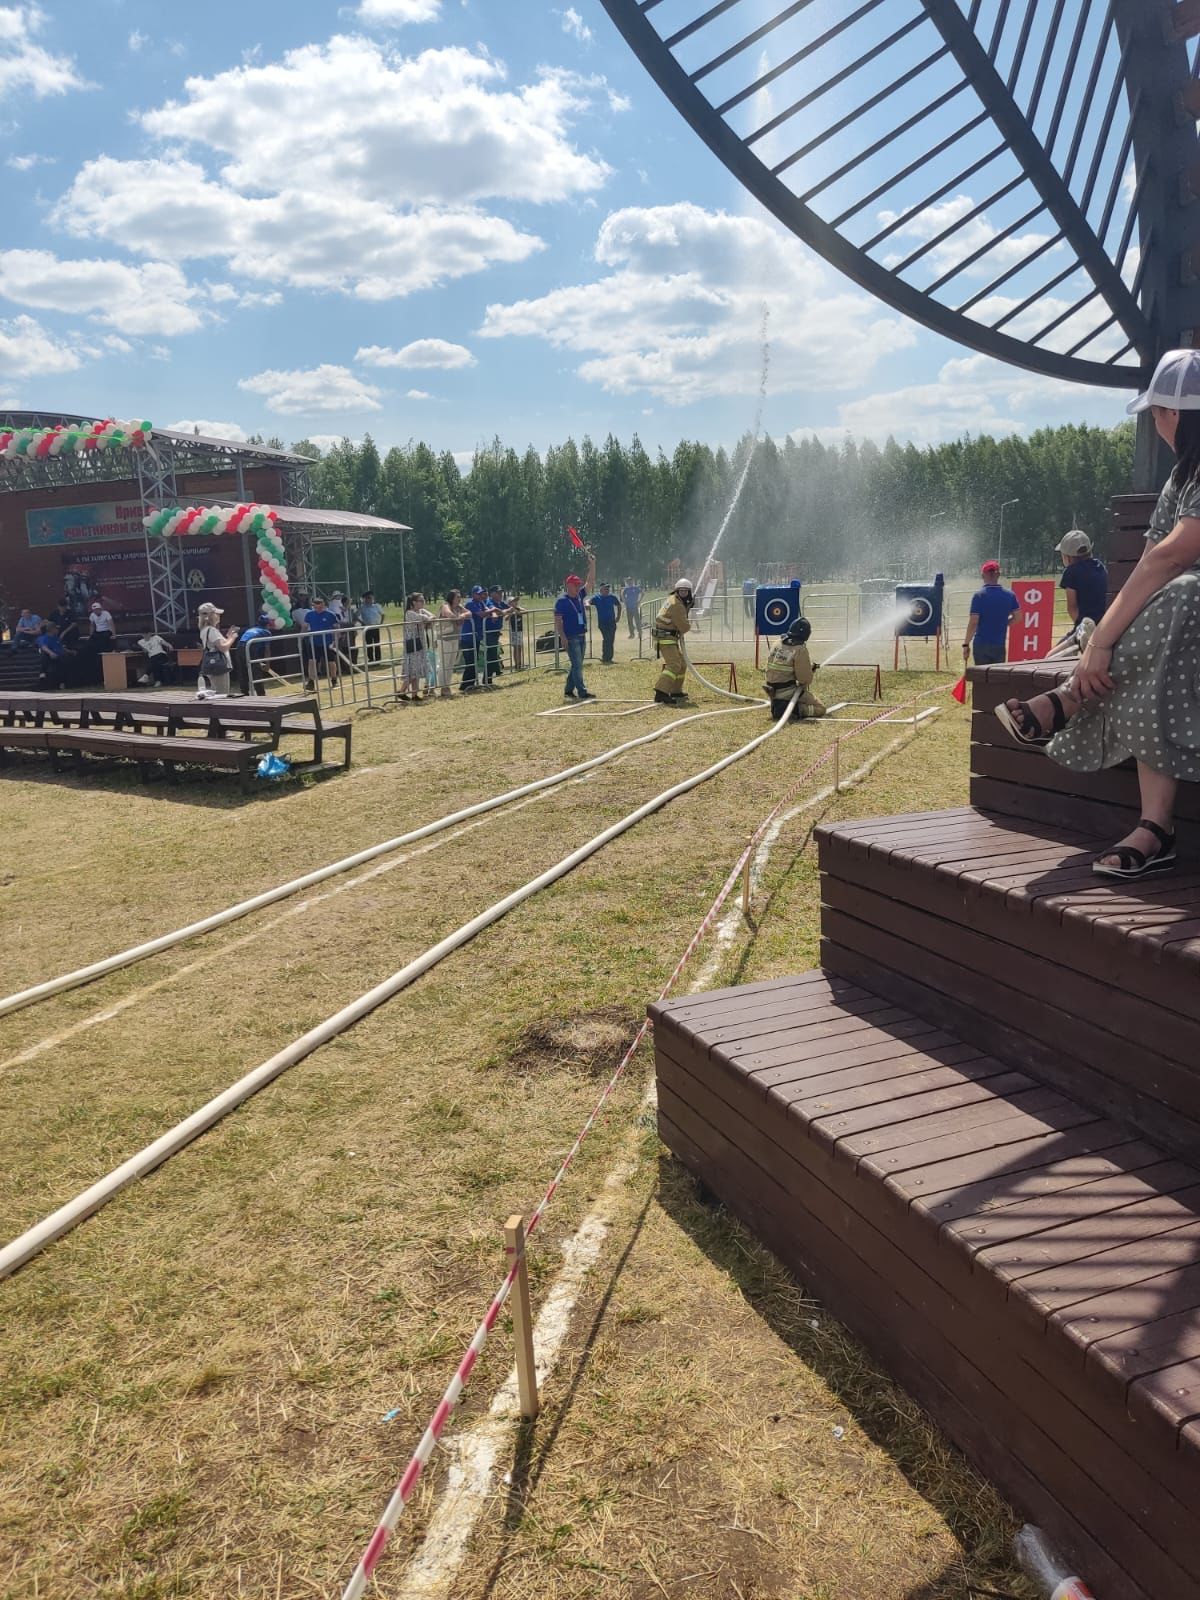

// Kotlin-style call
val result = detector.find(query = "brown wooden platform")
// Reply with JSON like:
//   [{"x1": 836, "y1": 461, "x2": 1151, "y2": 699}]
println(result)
[
  {"x1": 653, "y1": 972, "x2": 1200, "y2": 1600},
  {"x1": 652, "y1": 516, "x2": 1200, "y2": 1593}
]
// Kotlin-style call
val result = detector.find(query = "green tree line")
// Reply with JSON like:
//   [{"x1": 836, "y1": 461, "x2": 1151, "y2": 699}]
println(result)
[{"x1": 289, "y1": 421, "x2": 1136, "y2": 602}]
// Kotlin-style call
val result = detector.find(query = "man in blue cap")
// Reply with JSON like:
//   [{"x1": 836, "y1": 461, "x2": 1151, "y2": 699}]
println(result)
[
  {"x1": 554, "y1": 549, "x2": 597, "y2": 700},
  {"x1": 460, "y1": 586, "x2": 490, "y2": 691}
]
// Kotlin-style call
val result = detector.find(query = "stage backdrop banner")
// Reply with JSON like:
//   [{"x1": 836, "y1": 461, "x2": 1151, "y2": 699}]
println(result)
[
  {"x1": 28, "y1": 499, "x2": 145, "y2": 547},
  {"x1": 1011, "y1": 580, "x2": 1056, "y2": 661},
  {"x1": 60, "y1": 543, "x2": 225, "y2": 619}
]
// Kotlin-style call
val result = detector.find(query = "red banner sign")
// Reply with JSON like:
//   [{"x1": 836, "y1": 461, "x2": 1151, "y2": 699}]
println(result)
[{"x1": 1011, "y1": 580, "x2": 1056, "y2": 661}]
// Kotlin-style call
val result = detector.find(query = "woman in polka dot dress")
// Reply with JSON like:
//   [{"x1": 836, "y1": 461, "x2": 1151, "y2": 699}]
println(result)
[{"x1": 995, "y1": 347, "x2": 1200, "y2": 880}]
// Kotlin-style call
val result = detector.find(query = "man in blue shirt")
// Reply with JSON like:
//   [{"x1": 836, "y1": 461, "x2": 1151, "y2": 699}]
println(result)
[
  {"x1": 1055, "y1": 529, "x2": 1108, "y2": 639},
  {"x1": 743, "y1": 576, "x2": 756, "y2": 619},
  {"x1": 621, "y1": 577, "x2": 642, "y2": 638},
  {"x1": 962, "y1": 561, "x2": 1020, "y2": 665},
  {"x1": 459, "y1": 585, "x2": 489, "y2": 690},
  {"x1": 554, "y1": 551, "x2": 596, "y2": 700},
  {"x1": 303, "y1": 596, "x2": 339, "y2": 685},
  {"x1": 589, "y1": 582, "x2": 622, "y2": 663}
]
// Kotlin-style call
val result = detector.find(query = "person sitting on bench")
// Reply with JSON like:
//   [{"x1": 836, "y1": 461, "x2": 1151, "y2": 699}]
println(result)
[
  {"x1": 995, "y1": 347, "x2": 1200, "y2": 881},
  {"x1": 136, "y1": 630, "x2": 175, "y2": 685},
  {"x1": 36, "y1": 623, "x2": 72, "y2": 688}
]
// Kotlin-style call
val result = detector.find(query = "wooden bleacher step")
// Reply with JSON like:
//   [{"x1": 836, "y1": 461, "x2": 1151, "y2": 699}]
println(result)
[
  {"x1": 651, "y1": 970, "x2": 1200, "y2": 1600},
  {"x1": 816, "y1": 809, "x2": 1200, "y2": 1160}
]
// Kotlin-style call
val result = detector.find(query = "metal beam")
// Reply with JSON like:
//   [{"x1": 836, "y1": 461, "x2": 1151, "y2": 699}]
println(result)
[
  {"x1": 919, "y1": 0, "x2": 1150, "y2": 358},
  {"x1": 596, "y1": 0, "x2": 1144, "y2": 388}
]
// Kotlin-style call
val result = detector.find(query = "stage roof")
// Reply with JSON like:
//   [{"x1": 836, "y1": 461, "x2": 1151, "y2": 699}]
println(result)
[{"x1": 271, "y1": 505, "x2": 410, "y2": 536}]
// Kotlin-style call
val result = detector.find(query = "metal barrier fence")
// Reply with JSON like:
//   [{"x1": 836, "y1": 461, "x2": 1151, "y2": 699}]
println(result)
[{"x1": 238, "y1": 608, "x2": 577, "y2": 710}]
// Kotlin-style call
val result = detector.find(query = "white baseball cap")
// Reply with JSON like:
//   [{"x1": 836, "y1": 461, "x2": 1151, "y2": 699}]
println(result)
[
  {"x1": 1055, "y1": 529, "x2": 1092, "y2": 557},
  {"x1": 1127, "y1": 348, "x2": 1200, "y2": 414}
]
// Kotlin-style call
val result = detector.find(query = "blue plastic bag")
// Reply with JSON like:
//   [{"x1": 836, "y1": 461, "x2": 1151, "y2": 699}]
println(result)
[{"x1": 256, "y1": 752, "x2": 291, "y2": 781}]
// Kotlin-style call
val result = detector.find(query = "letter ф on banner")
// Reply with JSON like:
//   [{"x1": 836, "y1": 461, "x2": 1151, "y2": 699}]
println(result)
[{"x1": 1012, "y1": 581, "x2": 1054, "y2": 661}]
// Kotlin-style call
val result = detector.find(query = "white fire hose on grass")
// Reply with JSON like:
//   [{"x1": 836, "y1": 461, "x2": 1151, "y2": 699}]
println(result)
[{"x1": 0, "y1": 694, "x2": 799, "y2": 1282}]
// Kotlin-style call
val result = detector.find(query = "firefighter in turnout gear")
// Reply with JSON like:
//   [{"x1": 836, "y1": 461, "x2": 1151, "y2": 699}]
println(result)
[
  {"x1": 653, "y1": 577, "x2": 695, "y2": 703},
  {"x1": 763, "y1": 617, "x2": 826, "y2": 722}
]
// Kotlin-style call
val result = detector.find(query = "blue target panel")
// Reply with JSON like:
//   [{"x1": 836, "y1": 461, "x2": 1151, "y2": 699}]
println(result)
[
  {"x1": 754, "y1": 580, "x2": 802, "y2": 637},
  {"x1": 895, "y1": 575, "x2": 945, "y2": 639}
]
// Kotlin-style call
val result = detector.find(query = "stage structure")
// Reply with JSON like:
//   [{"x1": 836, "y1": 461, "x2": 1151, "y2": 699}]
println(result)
[
  {"x1": 599, "y1": 0, "x2": 1200, "y2": 487},
  {"x1": 0, "y1": 415, "x2": 408, "y2": 633}
]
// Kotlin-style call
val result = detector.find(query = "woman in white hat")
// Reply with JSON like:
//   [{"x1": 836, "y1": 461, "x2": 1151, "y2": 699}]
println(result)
[
  {"x1": 196, "y1": 602, "x2": 238, "y2": 700},
  {"x1": 995, "y1": 347, "x2": 1200, "y2": 879}
]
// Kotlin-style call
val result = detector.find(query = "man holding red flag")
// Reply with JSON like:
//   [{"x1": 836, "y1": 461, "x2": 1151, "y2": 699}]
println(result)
[{"x1": 555, "y1": 539, "x2": 597, "y2": 701}]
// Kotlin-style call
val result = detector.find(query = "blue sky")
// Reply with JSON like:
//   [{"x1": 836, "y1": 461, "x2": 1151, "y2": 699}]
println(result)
[{"x1": 0, "y1": 0, "x2": 1134, "y2": 463}]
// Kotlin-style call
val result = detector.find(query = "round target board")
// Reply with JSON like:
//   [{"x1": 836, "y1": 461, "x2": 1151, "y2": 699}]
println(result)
[
  {"x1": 754, "y1": 581, "x2": 802, "y2": 636},
  {"x1": 907, "y1": 596, "x2": 934, "y2": 629}
]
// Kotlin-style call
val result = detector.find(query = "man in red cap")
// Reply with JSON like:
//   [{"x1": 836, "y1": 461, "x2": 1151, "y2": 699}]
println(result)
[
  {"x1": 962, "y1": 560, "x2": 1020, "y2": 665},
  {"x1": 554, "y1": 548, "x2": 597, "y2": 700}
]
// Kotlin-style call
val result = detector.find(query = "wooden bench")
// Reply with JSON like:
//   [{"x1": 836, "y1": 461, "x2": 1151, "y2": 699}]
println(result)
[
  {"x1": 42, "y1": 728, "x2": 263, "y2": 793},
  {"x1": 651, "y1": 501, "x2": 1200, "y2": 1595}
]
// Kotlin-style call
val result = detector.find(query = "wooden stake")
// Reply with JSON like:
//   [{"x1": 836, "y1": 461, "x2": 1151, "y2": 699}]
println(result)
[
  {"x1": 833, "y1": 737, "x2": 841, "y2": 793},
  {"x1": 504, "y1": 1215, "x2": 539, "y2": 1419},
  {"x1": 741, "y1": 854, "x2": 752, "y2": 916}
]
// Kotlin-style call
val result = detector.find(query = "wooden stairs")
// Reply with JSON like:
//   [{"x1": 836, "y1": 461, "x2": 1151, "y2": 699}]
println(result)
[{"x1": 651, "y1": 495, "x2": 1200, "y2": 1598}]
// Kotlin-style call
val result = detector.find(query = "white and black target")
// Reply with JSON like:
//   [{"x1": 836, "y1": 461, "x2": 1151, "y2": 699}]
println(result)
[
  {"x1": 895, "y1": 577, "x2": 945, "y2": 639},
  {"x1": 755, "y1": 580, "x2": 802, "y2": 636}
]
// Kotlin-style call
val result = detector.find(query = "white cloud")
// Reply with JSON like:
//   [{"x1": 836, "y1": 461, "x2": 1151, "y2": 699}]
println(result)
[
  {"x1": 51, "y1": 37, "x2": 617, "y2": 304},
  {"x1": 166, "y1": 418, "x2": 248, "y2": 441},
  {"x1": 479, "y1": 202, "x2": 915, "y2": 403},
  {"x1": 6, "y1": 150, "x2": 53, "y2": 170},
  {"x1": 101, "y1": 334, "x2": 132, "y2": 353},
  {"x1": 560, "y1": 7, "x2": 592, "y2": 43},
  {"x1": 357, "y1": 0, "x2": 440, "y2": 20},
  {"x1": 128, "y1": 28, "x2": 148, "y2": 52},
  {"x1": 877, "y1": 193, "x2": 1059, "y2": 282},
  {"x1": 798, "y1": 354, "x2": 1128, "y2": 448},
  {"x1": 0, "y1": 5, "x2": 85, "y2": 100},
  {"x1": 0, "y1": 248, "x2": 202, "y2": 336},
  {"x1": 451, "y1": 449, "x2": 474, "y2": 473},
  {"x1": 306, "y1": 433, "x2": 364, "y2": 451},
  {"x1": 238, "y1": 364, "x2": 384, "y2": 416},
  {"x1": 356, "y1": 337, "x2": 475, "y2": 369},
  {"x1": 405, "y1": 388, "x2": 432, "y2": 399},
  {"x1": 0, "y1": 312, "x2": 83, "y2": 378},
  {"x1": 56, "y1": 155, "x2": 544, "y2": 302}
]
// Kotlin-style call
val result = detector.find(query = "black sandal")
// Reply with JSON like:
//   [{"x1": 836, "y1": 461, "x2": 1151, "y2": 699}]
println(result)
[
  {"x1": 994, "y1": 690, "x2": 1068, "y2": 747},
  {"x1": 1092, "y1": 818, "x2": 1177, "y2": 880}
]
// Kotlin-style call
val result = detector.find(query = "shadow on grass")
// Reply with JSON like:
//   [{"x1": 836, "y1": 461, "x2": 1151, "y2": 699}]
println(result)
[
  {"x1": 0, "y1": 748, "x2": 342, "y2": 808},
  {"x1": 655, "y1": 1154, "x2": 1029, "y2": 1600}
]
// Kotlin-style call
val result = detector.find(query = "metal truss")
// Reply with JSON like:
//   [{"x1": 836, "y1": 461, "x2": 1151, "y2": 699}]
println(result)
[{"x1": 599, "y1": 0, "x2": 1200, "y2": 390}]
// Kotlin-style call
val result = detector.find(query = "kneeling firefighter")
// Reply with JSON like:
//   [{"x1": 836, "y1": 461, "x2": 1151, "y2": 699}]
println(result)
[
  {"x1": 652, "y1": 577, "x2": 695, "y2": 703},
  {"x1": 763, "y1": 617, "x2": 826, "y2": 722}
]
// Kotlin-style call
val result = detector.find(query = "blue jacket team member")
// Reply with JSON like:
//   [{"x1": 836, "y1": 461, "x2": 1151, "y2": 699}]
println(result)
[
  {"x1": 962, "y1": 560, "x2": 1019, "y2": 665},
  {"x1": 555, "y1": 550, "x2": 596, "y2": 701},
  {"x1": 459, "y1": 585, "x2": 490, "y2": 691},
  {"x1": 589, "y1": 582, "x2": 622, "y2": 663}
]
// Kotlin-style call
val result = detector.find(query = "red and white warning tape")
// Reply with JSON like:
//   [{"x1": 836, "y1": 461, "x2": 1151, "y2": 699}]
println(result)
[{"x1": 341, "y1": 690, "x2": 939, "y2": 1597}]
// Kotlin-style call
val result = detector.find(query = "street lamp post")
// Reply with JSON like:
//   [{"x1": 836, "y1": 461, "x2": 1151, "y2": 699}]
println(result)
[{"x1": 998, "y1": 498, "x2": 1019, "y2": 569}]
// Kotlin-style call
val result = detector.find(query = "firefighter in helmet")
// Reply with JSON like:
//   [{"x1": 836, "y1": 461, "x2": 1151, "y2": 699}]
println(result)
[
  {"x1": 653, "y1": 577, "x2": 695, "y2": 703},
  {"x1": 763, "y1": 616, "x2": 825, "y2": 722}
]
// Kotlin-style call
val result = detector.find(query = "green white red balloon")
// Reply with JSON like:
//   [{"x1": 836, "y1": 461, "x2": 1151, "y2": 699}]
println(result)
[
  {"x1": 142, "y1": 503, "x2": 291, "y2": 629},
  {"x1": 0, "y1": 419, "x2": 152, "y2": 458}
]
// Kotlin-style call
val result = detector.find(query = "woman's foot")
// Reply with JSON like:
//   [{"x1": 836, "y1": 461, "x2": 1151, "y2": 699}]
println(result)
[
  {"x1": 995, "y1": 685, "x2": 1078, "y2": 746},
  {"x1": 1093, "y1": 818, "x2": 1176, "y2": 879}
]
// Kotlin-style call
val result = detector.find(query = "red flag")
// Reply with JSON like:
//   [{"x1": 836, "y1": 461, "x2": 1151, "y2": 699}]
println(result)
[
  {"x1": 566, "y1": 525, "x2": 585, "y2": 550},
  {"x1": 950, "y1": 675, "x2": 968, "y2": 705}
]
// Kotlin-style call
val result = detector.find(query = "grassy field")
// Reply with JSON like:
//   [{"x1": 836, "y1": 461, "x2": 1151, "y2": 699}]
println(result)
[{"x1": 0, "y1": 642, "x2": 1036, "y2": 1600}]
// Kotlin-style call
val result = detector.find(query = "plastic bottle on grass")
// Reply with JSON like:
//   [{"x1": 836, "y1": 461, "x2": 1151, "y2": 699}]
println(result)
[{"x1": 1014, "y1": 1526, "x2": 1096, "y2": 1600}]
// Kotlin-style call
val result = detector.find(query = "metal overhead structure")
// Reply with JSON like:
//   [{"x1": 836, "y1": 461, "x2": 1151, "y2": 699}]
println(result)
[
  {"x1": 0, "y1": 416, "x2": 318, "y2": 629},
  {"x1": 599, "y1": 0, "x2": 1200, "y2": 485}
]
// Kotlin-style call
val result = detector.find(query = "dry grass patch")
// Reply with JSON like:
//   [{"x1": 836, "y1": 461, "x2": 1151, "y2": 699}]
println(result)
[{"x1": 0, "y1": 661, "x2": 1029, "y2": 1599}]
